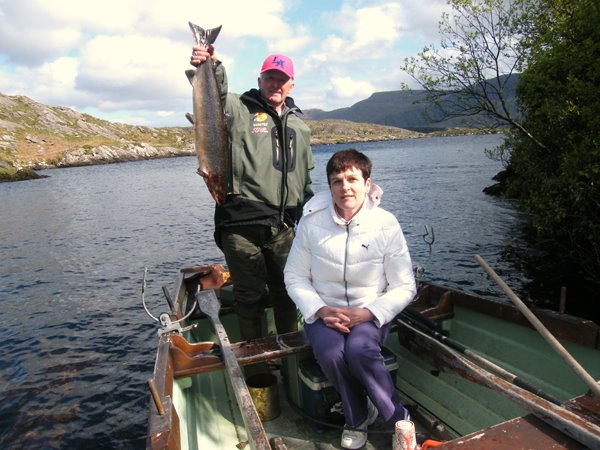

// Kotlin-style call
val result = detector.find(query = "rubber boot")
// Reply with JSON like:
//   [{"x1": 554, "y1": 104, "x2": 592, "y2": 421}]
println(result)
[
  {"x1": 237, "y1": 316, "x2": 270, "y2": 377},
  {"x1": 274, "y1": 309, "x2": 299, "y2": 335},
  {"x1": 237, "y1": 316, "x2": 263, "y2": 342}
]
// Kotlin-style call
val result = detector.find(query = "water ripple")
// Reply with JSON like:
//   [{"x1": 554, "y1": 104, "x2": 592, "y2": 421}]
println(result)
[{"x1": 0, "y1": 135, "x2": 525, "y2": 448}]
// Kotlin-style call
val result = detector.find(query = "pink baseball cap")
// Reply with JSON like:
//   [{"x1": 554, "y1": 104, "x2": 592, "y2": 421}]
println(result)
[{"x1": 260, "y1": 54, "x2": 294, "y2": 79}]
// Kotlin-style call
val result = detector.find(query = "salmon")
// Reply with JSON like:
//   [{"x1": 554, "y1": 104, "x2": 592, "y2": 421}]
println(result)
[{"x1": 185, "y1": 22, "x2": 229, "y2": 205}]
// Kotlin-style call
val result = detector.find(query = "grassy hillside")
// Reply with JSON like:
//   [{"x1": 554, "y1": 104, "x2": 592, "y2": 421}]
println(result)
[
  {"x1": 0, "y1": 92, "x2": 193, "y2": 180},
  {"x1": 0, "y1": 92, "x2": 483, "y2": 182},
  {"x1": 306, "y1": 119, "x2": 422, "y2": 144}
]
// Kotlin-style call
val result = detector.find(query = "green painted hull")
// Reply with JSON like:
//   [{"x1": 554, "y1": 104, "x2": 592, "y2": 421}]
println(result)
[
  {"x1": 392, "y1": 304, "x2": 600, "y2": 436},
  {"x1": 147, "y1": 267, "x2": 600, "y2": 449}
]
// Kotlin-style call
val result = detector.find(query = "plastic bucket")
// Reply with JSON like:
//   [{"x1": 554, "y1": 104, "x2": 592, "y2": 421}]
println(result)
[{"x1": 246, "y1": 373, "x2": 281, "y2": 421}]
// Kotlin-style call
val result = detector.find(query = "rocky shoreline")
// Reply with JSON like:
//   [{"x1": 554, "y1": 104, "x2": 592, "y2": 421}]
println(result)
[
  {"x1": 1, "y1": 92, "x2": 493, "y2": 182},
  {"x1": 0, "y1": 141, "x2": 198, "y2": 181}
]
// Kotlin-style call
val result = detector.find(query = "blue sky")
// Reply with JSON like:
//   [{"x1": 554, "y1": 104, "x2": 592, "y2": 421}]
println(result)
[{"x1": 0, "y1": 0, "x2": 450, "y2": 127}]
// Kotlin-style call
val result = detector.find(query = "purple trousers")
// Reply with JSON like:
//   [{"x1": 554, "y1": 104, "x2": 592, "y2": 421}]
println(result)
[{"x1": 304, "y1": 319, "x2": 408, "y2": 429}]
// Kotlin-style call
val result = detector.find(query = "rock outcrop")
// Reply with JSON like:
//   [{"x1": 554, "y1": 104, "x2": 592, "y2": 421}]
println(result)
[{"x1": 0, "y1": 92, "x2": 194, "y2": 181}]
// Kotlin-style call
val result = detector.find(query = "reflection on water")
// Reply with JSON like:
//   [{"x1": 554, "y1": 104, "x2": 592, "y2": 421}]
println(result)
[{"x1": 0, "y1": 134, "x2": 531, "y2": 448}]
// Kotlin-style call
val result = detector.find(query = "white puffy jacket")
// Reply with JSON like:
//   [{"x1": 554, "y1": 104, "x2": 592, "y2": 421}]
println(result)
[{"x1": 284, "y1": 185, "x2": 417, "y2": 327}]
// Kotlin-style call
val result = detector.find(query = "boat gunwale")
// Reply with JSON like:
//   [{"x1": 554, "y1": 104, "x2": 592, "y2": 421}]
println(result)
[
  {"x1": 147, "y1": 268, "x2": 188, "y2": 449},
  {"x1": 418, "y1": 283, "x2": 600, "y2": 350}
]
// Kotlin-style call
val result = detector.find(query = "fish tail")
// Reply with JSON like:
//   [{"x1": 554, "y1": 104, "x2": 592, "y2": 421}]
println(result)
[{"x1": 188, "y1": 22, "x2": 222, "y2": 47}]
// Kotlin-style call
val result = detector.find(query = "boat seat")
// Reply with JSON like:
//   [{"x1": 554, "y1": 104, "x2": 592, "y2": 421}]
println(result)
[{"x1": 408, "y1": 285, "x2": 454, "y2": 322}]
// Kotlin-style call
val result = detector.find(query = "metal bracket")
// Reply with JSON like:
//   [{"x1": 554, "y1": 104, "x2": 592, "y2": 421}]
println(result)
[{"x1": 142, "y1": 267, "x2": 198, "y2": 336}]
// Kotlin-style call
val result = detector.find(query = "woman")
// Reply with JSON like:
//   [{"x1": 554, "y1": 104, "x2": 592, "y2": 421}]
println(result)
[{"x1": 284, "y1": 149, "x2": 416, "y2": 449}]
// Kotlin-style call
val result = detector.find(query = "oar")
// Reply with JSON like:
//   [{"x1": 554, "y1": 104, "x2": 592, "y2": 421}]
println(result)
[
  {"x1": 197, "y1": 289, "x2": 272, "y2": 450},
  {"x1": 399, "y1": 309, "x2": 562, "y2": 405},
  {"x1": 399, "y1": 318, "x2": 600, "y2": 448},
  {"x1": 475, "y1": 255, "x2": 600, "y2": 397}
]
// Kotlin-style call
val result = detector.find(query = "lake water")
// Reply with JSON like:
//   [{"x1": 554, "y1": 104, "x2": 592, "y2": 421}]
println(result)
[{"x1": 1, "y1": 134, "x2": 527, "y2": 448}]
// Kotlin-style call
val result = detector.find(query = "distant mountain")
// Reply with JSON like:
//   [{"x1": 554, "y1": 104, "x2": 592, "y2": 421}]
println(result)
[
  {"x1": 305, "y1": 74, "x2": 520, "y2": 131},
  {"x1": 0, "y1": 92, "x2": 424, "y2": 181}
]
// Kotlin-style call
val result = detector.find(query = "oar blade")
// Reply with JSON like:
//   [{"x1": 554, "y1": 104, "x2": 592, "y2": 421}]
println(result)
[{"x1": 197, "y1": 288, "x2": 221, "y2": 319}]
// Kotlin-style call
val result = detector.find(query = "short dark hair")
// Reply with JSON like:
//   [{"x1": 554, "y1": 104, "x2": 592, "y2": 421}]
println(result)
[{"x1": 326, "y1": 149, "x2": 372, "y2": 184}]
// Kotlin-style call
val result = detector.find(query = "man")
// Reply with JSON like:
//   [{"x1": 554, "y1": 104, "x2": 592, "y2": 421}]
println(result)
[{"x1": 190, "y1": 45, "x2": 314, "y2": 345}]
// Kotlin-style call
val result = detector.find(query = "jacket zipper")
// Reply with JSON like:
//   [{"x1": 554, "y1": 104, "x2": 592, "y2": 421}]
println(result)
[
  {"x1": 278, "y1": 107, "x2": 296, "y2": 227},
  {"x1": 279, "y1": 113, "x2": 288, "y2": 227},
  {"x1": 343, "y1": 222, "x2": 351, "y2": 305}
]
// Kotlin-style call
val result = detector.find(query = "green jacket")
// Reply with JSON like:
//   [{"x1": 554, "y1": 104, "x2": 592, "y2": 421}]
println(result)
[{"x1": 213, "y1": 62, "x2": 314, "y2": 230}]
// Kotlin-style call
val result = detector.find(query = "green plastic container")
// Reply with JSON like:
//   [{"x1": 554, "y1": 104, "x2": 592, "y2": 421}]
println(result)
[{"x1": 298, "y1": 347, "x2": 399, "y2": 425}]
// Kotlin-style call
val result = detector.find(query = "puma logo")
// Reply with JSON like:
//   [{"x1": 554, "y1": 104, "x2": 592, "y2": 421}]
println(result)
[{"x1": 362, "y1": 244, "x2": 370, "y2": 250}]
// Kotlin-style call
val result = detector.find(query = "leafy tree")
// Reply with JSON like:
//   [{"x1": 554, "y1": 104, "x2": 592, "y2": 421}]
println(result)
[
  {"x1": 401, "y1": 0, "x2": 545, "y2": 149},
  {"x1": 403, "y1": 0, "x2": 600, "y2": 292},
  {"x1": 505, "y1": 0, "x2": 600, "y2": 284}
]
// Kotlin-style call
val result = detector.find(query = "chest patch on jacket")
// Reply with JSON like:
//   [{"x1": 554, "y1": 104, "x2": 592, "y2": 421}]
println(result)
[{"x1": 252, "y1": 112, "x2": 269, "y2": 134}]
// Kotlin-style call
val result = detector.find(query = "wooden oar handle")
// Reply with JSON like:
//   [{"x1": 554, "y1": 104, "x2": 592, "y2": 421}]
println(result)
[{"x1": 475, "y1": 255, "x2": 600, "y2": 397}]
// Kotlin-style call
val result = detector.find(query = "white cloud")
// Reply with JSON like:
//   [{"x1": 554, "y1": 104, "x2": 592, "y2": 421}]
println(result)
[
  {"x1": 327, "y1": 76, "x2": 375, "y2": 100},
  {"x1": 351, "y1": 4, "x2": 403, "y2": 45},
  {"x1": 2, "y1": 57, "x2": 84, "y2": 108},
  {"x1": 401, "y1": 0, "x2": 448, "y2": 37},
  {"x1": 34, "y1": 57, "x2": 79, "y2": 96},
  {"x1": 0, "y1": 22, "x2": 82, "y2": 66},
  {"x1": 0, "y1": 0, "x2": 451, "y2": 125},
  {"x1": 319, "y1": 2, "x2": 406, "y2": 61},
  {"x1": 76, "y1": 35, "x2": 187, "y2": 97},
  {"x1": 268, "y1": 24, "x2": 314, "y2": 54}
]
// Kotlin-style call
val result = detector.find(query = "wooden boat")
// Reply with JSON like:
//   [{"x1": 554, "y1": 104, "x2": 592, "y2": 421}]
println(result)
[{"x1": 146, "y1": 264, "x2": 600, "y2": 449}]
